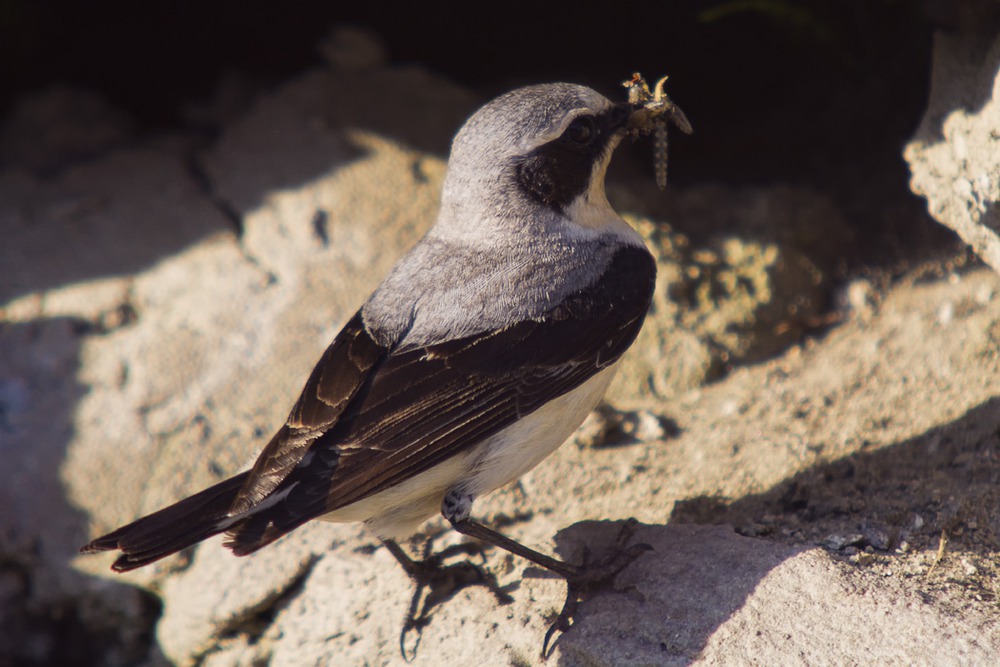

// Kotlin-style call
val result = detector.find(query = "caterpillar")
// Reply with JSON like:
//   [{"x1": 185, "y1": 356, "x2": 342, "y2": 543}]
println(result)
[{"x1": 622, "y1": 72, "x2": 692, "y2": 191}]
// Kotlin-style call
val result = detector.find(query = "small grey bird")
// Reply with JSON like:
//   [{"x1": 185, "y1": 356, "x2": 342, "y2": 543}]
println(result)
[{"x1": 83, "y1": 80, "x2": 683, "y2": 646}]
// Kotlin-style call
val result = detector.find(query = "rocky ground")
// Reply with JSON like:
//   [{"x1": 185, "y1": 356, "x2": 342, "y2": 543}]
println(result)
[{"x1": 1, "y1": 20, "x2": 999, "y2": 667}]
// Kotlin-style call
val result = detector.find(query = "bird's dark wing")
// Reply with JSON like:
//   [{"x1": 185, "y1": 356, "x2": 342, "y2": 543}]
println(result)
[
  {"x1": 224, "y1": 245, "x2": 656, "y2": 553},
  {"x1": 80, "y1": 312, "x2": 390, "y2": 572},
  {"x1": 229, "y1": 312, "x2": 389, "y2": 514}
]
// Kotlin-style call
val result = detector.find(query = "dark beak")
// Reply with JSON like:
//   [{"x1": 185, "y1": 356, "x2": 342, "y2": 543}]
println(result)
[{"x1": 606, "y1": 102, "x2": 637, "y2": 133}]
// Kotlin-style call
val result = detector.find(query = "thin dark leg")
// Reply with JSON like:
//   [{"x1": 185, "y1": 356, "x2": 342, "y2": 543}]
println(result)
[{"x1": 449, "y1": 518, "x2": 581, "y2": 577}]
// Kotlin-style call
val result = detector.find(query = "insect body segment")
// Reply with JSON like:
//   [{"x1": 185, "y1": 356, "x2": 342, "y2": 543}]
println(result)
[
  {"x1": 653, "y1": 120, "x2": 669, "y2": 189},
  {"x1": 622, "y1": 73, "x2": 692, "y2": 190}
]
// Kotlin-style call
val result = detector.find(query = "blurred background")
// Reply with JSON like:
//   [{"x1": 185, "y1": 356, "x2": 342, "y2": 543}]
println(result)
[{"x1": 0, "y1": 0, "x2": 967, "y2": 269}]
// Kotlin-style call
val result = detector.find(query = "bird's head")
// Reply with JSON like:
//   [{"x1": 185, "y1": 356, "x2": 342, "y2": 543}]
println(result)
[{"x1": 437, "y1": 83, "x2": 642, "y2": 239}]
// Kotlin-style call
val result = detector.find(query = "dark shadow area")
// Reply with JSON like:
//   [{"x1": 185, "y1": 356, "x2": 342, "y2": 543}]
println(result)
[
  {"x1": 2, "y1": 0, "x2": 979, "y2": 327},
  {"x1": 0, "y1": 318, "x2": 164, "y2": 666},
  {"x1": 195, "y1": 69, "x2": 475, "y2": 216},
  {"x1": 0, "y1": 0, "x2": 963, "y2": 273},
  {"x1": 550, "y1": 520, "x2": 808, "y2": 665},
  {"x1": 0, "y1": 148, "x2": 236, "y2": 305},
  {"x1": 672, "y1": 396, "x2": 1000, "y2": 562},
  {"x1": 0, "y1": 0, "x2": 940, "y2": 180},
  {"x1": 0, "y1": 59, "x2": 468, "y2": 309}
]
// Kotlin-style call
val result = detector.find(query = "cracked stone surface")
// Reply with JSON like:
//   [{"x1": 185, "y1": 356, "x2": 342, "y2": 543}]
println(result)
[
  {"x1": 905, "y1": 6, "x2": 1000, "y2": 275},
  {"x1": 3, "y1": 30, "x2": 1000, "y2": 667}
]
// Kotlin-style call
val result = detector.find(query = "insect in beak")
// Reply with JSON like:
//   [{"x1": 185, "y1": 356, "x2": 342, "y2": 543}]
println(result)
[{"x1": 622, "y1": 72, "x2": 693, "y2": 190}]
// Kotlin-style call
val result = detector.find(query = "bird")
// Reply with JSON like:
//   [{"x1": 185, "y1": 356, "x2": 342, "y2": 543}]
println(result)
[{"x1": 82, "y1": 80, "x2": 683, "y2": 649}]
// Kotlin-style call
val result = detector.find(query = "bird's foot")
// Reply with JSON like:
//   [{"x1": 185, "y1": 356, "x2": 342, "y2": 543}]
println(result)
[{"x1": 542, "y1": 519, "x2": 652, "y2": 658}]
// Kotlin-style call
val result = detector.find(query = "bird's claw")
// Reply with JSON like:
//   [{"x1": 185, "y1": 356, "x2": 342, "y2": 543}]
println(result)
[{"x1": 541, "y1": 520, "x2": 653, "y2": 658}]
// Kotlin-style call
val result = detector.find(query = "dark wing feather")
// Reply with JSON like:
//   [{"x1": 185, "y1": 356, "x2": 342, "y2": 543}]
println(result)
[
  {"x1": 80, "y1": 314, "x2": 388, "y2": 571},
  {"x1": 230, "y1": 312, "x2": 388, "y2": 513},
  {"x1": 225, "y1": 245, "x2": 656, "y2": 552}
]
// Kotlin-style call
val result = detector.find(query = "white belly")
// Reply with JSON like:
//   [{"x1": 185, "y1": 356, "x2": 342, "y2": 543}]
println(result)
[
  {"x1": 461, "y1": 362, "x2": 619, "y2": 497},
  {"x1": 321, "y1": 363, "x2": 620, "y2": 539}
]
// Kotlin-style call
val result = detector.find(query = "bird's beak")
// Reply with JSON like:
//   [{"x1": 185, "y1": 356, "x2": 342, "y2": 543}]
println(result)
[{"x1": 605, "y1": 102, "x2": 638, "y2": 135}]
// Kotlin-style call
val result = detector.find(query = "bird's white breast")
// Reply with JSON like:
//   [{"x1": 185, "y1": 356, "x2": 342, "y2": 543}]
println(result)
[
  {"x1": 321, "y1": 362, "x2": 620, "y2": 540},
  {"x1": 461, "y1": 362, "x2": 620, "y2": 498}
]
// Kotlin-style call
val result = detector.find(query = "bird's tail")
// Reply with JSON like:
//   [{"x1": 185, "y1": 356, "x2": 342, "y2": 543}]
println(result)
[{"x1": 81, "y1": 472, "x2": 251, "y2": 572}]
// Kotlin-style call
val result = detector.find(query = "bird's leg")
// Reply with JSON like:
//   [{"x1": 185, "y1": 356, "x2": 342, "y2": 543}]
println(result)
[
  {"x1": 382, "y1": 537, "x2": 513, "y2": 661},
  {"x1": 442, "y1": 490, "x2": 652, "y2": 658}
]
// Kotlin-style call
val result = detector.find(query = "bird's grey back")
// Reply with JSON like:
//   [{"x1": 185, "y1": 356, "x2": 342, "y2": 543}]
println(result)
[{"x1": 363, "y1": 233, "x2": 621, "y2": 349}]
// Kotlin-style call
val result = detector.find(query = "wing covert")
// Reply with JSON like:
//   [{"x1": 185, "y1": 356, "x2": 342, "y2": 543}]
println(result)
[{"x1": 230, "y1": 312, "x2": 390, "y2": 513}]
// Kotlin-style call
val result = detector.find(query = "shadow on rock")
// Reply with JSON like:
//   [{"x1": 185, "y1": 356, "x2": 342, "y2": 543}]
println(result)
[
  {"x1": 672, "y1": 395, "x2": 1000, "y2": 573},
  {"x1": 1, "y1": 63, "x2": 475, "y2": 308},
  {"x1": 541, "y1": 395, "x2": 1000, "y2": 664},
  {"x1": 0, "y1": 318, "x2": 164, "y2": 666},
  {"x1": 199, "y1": 66, "x2": 477, "y2": 218},
  {"x1": 548, "y1": 521, "x2": 806, "y2": 666}
]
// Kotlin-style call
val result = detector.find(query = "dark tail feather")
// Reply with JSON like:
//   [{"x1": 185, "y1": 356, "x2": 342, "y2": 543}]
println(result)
[
  {"x1": 81, "y1": 472, "x2": 251, "y2": 572},
  {"x1": 223, "y1": 504, "x2": 315, "y2": 557}
]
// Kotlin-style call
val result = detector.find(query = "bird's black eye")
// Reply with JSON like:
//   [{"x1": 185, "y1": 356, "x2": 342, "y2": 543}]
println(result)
[{"x1": 563, "y1": 116, "x2": 596, "y2": 146}]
